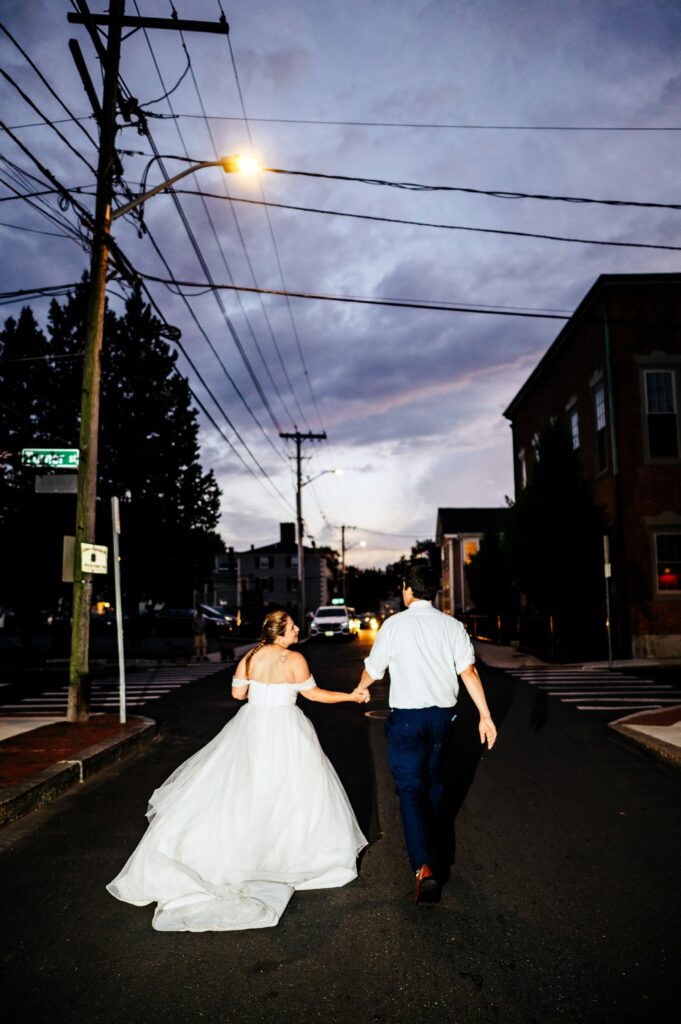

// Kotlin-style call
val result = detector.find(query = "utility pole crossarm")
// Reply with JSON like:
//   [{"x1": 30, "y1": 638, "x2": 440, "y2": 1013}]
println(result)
[{"x1": 67, "y1": 14, "x2": 229, "y2": 34}]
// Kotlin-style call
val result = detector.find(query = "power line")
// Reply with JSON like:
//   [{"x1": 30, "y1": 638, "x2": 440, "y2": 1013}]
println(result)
[
  {"x1": 0, "y1": 219, "x2": 77, "y2": 239},
  {"x1": 135, "y1": 278, "x2": 296, "y2": 517},
  {"x1": 139, "y1": 272, "x2": 571, "y2": 319},
  {"x1": 6, "y1": 116, "x2": 94, "y2": 130},
  {"x1": 168, "y1": 21, "x2": 302, "y2": 434},
  {"x1": 171, "y1": 187, "x2": 681, "y2": 254},
  {"x1": 152, "y1": 112, "x2": 681, "y2": 133},
  {"x1": 263, "y1": 166, "x2": 681, "y2": 213},
  {"x1": 0, "y1": 68, "x2": 98, "y2": 177}
]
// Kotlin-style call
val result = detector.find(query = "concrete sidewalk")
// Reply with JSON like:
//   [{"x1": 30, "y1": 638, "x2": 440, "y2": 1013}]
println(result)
[{"x1": 475, "y1": 640, "x2": 681, "y2": 768}]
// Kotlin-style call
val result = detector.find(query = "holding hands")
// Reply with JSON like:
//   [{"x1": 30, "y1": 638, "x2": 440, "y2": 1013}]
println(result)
[{"x1": 350, "y1": 688, "x2": 370, "y2": 704}]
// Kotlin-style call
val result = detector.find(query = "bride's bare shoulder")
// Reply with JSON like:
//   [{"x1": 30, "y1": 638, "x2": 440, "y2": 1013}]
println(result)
[{"x1": 287, "y1": 650, "x2": 311, "y2": 680}]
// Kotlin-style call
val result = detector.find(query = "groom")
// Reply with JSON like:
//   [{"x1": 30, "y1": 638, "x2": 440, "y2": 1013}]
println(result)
[{"x1": 356, "y1": 564, "x2": 497, "y2": 902}]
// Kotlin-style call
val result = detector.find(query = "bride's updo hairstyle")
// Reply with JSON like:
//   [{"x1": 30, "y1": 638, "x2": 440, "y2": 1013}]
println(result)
[{"x1": 244, "y1": 610, "x2": 291, "y2": 677}]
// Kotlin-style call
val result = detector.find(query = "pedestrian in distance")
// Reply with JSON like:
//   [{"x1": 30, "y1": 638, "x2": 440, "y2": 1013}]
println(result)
[
  {"x1": 107, "y1": 610, "x2": 369, "y2": 931},
  {"x1": 356, "y1": 563, "x2": 497, "y2": 902},
  {"x1": 191, "y1": 608, "x2": 207, "y2": 662}
]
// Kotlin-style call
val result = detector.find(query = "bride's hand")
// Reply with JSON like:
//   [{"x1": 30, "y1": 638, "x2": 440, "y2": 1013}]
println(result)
[{"x1": 351, "y1": 689, "x2": 370, "y2": 704}]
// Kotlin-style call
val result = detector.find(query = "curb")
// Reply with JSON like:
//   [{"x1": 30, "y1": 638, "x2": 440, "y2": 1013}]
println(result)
[
  {"x1": 608, "y1": 706, "x2": 681, "y2": 768},
  {"x1": 0, "y1": 716, "x2": 157, "y2": 829}
]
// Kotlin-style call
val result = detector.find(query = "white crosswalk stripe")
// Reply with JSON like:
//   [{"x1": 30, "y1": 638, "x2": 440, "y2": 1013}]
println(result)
[
  {"x1": 0, "y1": 660, "x2": 232, "y2": 717},
  {"x1": 507, "y1": 666, "x2": 681, "y2": 715}
]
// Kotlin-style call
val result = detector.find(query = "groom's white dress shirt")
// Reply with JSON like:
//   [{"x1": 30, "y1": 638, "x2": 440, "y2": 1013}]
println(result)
[{"x1": 363, "y1": 600, "x2": 475, "y2": 709}]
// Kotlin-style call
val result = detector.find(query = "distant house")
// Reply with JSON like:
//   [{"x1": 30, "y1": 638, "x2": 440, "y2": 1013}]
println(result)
[
  {"x1": 504, "y1": 272, "x2": 681, "y2": 659},
  {"x1": 213, "y1": 523, "x2": 334, "y2": 622},
  {"x1": 436, "y1": 508, "x2": 508, "y2": 615}
]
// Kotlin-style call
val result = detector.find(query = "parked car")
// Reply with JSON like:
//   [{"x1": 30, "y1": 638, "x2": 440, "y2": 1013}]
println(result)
[
  {"x1": 197, "y1": 604, "x2": 236, "y2": 634},
  {"x1": 153, "y1": 607, "x2": 195, "y2": 637},
  {"x1": 309, "y1": 605, "x2": 356, "y2": 641}
]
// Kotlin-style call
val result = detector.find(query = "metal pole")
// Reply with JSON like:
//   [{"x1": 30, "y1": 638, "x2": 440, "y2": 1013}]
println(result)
[
  {"x1": 341, "y1": 525, "x2": 346, "y2": 601},
  {"x1": 295, "y1": 438, "x2": 306, "y2": 632},
  {"x1": 68, "y1": 0, "x2": 124, "y2": 723},
  {"x1": 111, "y1": 497, "x2": 126, "y2": 723},
  {"x1": 603, "y1": 533, "x2": 613, "y2": 669}
]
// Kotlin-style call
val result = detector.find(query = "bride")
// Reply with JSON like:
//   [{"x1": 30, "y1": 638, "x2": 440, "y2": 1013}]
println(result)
[{"x1": 106, "y1": 610, "x2": 369, "y2": 931}]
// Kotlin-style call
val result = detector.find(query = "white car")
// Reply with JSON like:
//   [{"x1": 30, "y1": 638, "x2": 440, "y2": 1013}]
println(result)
[{"x1": 310, "y1": 605, "x2": 356, "y2": 640}]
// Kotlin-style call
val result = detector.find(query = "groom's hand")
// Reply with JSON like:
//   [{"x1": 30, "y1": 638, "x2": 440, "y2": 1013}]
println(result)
[{"x1": 352, "y1": 688, "x2": 370, "y2": 704}]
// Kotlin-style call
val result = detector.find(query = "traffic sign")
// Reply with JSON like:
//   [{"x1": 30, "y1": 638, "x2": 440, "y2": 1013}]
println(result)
[
  {"x1": 22, "y1": 448, "x2": 79, "y2": 469},
  {"x1": 35, "y1": 474, "x2": 78, "y2": 494},
  {"x1": 81, "y1": 543, "x2": 108, "y2": 574}
]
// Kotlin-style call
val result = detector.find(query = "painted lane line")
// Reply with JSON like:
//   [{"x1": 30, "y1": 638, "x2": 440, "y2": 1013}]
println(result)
[
  {"x1": 576, "y1": 704, "x2": 663, "y2": 711},
  {"x1": 559, "y1": 696, "x2": 681, "y2": 703}
]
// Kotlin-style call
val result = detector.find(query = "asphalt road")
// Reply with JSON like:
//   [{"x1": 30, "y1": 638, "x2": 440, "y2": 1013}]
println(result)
[{"x1": 1, "y1": 635, "x2": 680, "y2": 1023}]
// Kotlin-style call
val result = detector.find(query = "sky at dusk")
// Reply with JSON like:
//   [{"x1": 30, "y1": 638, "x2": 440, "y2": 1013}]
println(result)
[{"x1": 2, "y1": 0, "x2": 681, "y2": 567}]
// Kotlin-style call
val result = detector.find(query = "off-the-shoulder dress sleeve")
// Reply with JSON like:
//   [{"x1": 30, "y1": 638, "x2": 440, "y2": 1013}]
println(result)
[{"x1": 295, "y1": 676, "x2": 316, "y2": 692}]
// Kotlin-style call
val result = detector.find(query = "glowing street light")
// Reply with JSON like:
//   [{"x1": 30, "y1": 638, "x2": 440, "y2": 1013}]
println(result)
[{"x1": 112, "y1": 153, "x2": 261, "y2": 221}]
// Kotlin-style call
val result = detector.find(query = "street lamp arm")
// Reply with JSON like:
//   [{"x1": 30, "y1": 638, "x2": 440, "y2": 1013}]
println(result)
[
  {"x1": 301, "y1": 468, "x2": 343, "y2": 488},
  {"x1": 112, "y1": 161, "x2": 221, "y2": 221}
]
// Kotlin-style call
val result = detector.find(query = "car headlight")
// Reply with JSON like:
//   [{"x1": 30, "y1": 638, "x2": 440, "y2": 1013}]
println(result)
[{"x1": 370, "y1": 618, "x2": 378, "y2": 630}]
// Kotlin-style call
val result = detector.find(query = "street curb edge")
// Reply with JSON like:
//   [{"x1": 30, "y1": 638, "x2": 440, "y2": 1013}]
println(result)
[{"x1": 0, "y1": 716, "x2": 158, "y2": 829}]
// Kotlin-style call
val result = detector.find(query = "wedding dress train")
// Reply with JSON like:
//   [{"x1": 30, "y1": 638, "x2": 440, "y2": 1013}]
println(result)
[{"x1": 106, "y1": 677, "x2": 367, "y2": 931}]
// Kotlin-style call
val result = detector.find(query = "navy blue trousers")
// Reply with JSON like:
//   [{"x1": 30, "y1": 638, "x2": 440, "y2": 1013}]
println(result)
[{"x1": 385, "y1": 706, "x2": 454, "y2": 873}]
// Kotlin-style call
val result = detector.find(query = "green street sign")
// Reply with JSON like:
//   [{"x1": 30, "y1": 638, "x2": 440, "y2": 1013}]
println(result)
[{"x1": 21, "y1": 448, "x2": 80, "y2": 469}]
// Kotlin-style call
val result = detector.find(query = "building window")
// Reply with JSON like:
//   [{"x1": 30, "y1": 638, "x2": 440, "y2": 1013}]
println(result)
[
  {"x1": 594, "y1": 385, "x2": 607, "y2": 472},
  {"x1": 645, "y1": 369, "x2": 679, "y2": 459},
  {"x1": 256, "y1": 556, "x2": 272, "y2": 569},
  {"x1": 463, "y1": 539, "x2": 480, "y2": 564},
  {"x1": 518, "y1": 448, "x2": 527, "y2": 488},
  {"x1": 569, "y1": 408, "x2": 580, "y2": 450},
  {"x1": 531, "y1": 432, "x2": 540, "y2": 461},
  {"x1": 656, "y1": 533, "x2": 681, "y2": 593}
]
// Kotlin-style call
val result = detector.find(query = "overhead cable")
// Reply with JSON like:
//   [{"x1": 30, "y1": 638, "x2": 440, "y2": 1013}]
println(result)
[
  {"x1": 139, "y1": 272, "x2": 571, "y2": 319},
  {"x1": 163, "y1": 112, "x2": 681, "y2": 133},
  {"x1": 176, "y1": 30, "x2": 308, "y2": 432},
  {"x1": 171, "y1": 188, "x2": 681, "y2": 253},
  {"x1": 0, "y1": 69, "x2": 98, "y2": 177},
  {"x1": 263, "y1": 166, "x2": 681, "y2": 212}
]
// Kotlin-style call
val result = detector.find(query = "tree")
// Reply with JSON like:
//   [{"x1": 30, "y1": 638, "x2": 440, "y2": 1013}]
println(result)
[
  {"x1": 504, "y1": 419, "x2": 607, "y2": 658},
  {"x1": 465, "y1": 527, "x2": 516, "y2": 614},
  {"x1": 0, "y1": 281, "x2": 223, "y2": 627}
]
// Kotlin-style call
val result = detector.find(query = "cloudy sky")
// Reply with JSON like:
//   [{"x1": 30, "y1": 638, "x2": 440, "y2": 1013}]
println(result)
[{"x1": 2, "y1": 0, "x2": 681, "y2": 566}]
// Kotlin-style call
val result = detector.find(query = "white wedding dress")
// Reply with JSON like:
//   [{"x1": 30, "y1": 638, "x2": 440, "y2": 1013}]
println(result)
[{"x1": 106, "y1": 677, "x2": 367, "y2": 931}]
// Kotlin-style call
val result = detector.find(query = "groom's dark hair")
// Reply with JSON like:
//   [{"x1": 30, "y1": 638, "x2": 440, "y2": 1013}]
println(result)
[{"x1": 402, "y1": 562, "x2": 438, "y2": 601}]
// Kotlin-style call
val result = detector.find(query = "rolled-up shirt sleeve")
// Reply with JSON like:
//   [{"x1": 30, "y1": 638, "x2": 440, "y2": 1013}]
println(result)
[
  {"x1": 452, "y1": 622, "x2": 476, "y2": 675},
  {"x1": 364, "y1": 621, "x2": 392, "y2": 680}
]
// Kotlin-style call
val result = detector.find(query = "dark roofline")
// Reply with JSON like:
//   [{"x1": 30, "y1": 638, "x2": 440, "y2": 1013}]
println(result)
[{"x1": 503, "y1": 272, "x2": 681, "y2": 420}]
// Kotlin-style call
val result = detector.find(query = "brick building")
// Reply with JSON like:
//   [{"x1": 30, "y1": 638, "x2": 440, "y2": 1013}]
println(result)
[
  {"x1": 436, "y1": 507, "x2": 508, "y2": 615},
  {"x1": 504, "y1": 272, "x2": 681, "y2": 659},
  {"x1": 213, "y1": 523, "x2": 334, "y2": 622}
]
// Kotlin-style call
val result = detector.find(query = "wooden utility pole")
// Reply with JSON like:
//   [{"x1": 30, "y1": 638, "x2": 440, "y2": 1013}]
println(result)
[
  {"x1": 67, "y1": 0, "x2": 123, "y2": 721},
  {"x1": 279, "y1": 430, "x2": 326, "y2": 632},
  {"x1": 66, "y1": 0, "x2": 229, "y2": 721}
]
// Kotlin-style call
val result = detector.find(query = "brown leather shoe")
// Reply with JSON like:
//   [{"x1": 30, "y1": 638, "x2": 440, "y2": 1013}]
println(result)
[{"x1": 414, "y1": 864, "x2": 438, "y2": 903}]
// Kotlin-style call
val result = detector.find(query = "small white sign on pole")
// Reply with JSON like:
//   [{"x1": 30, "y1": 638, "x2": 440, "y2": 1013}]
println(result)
[{"x1": 81, "y1": 543, "x2": 108, "y2": 574}]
